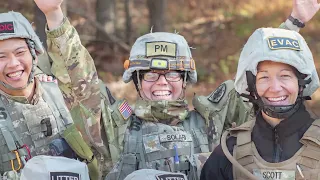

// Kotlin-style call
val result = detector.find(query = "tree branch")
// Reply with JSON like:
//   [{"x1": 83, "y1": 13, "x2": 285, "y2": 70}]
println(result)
[{"x1": 68, "y1": 8, "x2": 130, "y2": 52}]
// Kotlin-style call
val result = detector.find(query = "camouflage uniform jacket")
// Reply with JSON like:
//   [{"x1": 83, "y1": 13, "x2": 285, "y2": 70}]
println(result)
[
  {"x1": 0, "y1": 78, "x2": 74, "y2": 175},
  {"x1": 46, "y1": 18, "x2": 254, "y2": 175}
]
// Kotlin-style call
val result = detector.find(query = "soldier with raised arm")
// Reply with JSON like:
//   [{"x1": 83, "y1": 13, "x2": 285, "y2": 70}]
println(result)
[{"x1": 34, "y1": 0, "x2": 319, "y2": 179}]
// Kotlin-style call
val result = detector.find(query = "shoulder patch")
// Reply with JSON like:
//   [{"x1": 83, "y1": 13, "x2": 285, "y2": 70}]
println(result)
[
  {"x1": 118, "y1": 100, "x2": 132, "y2": 120},
  {"x1": 208, "y1": 83, "x2": 226, "y2": 103},
  {"x1": 155, "y1": 173, "x2": 186, "y2": 180}
]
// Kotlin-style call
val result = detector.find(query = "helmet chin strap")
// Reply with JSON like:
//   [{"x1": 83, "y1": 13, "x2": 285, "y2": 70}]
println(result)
[
  {"x1": 0, "y1": 39, "x2": 36, "y2": 91},
  {"x1": 136, "y1": 71, "x2": 187, "y2": 101},
  {"x1": 240, "y1": 71, "x2": 312, "y2": 119}
]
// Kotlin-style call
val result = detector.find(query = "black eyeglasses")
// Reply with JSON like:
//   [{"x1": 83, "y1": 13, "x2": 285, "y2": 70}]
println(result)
[{"x1": 141, "y1": 71, "x2": 183, "y2": 82}]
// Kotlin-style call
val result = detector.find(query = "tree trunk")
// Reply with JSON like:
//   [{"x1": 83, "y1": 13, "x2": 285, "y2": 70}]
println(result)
[
  {"x1": 96, "y1": 0, "x2": 116, "y2": 39},
  {"x1": 147, "y1": 0, "x2": 166, "y2": 32},
  {"x1": 124, "y1": 0, "x2": 132, "y2": 44}
]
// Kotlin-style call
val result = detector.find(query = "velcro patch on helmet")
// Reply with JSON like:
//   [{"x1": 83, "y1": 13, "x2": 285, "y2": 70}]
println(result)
[
  {"x1": 155, "y1": 173, "x2": 186, "y2": 180},
  {"x1": 0, "y1": 22, "x2": 15, "y2": 34},
  {"x1": 146, "y1": 41, "x2": 177, "y2": 57},
  {"x1": 267, "y1": 37, "x2": 301, "y2": 51}
]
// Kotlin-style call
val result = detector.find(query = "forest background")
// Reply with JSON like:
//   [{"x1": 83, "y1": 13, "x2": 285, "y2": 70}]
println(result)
[{"x1": 2, "y1": 0, "x2": 320, "y2": 115}]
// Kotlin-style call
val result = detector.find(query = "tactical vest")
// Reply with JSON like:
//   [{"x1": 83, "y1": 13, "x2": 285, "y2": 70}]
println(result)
[
  {"x1": 106, "y1": 110, "x2": 210, "y2": 180},
  {"x1": 229, "y1": 119, "x2": 320, "y2": 180},
  {"x1": 0, "y1": 81, "x2": 73, "y2": 174}
]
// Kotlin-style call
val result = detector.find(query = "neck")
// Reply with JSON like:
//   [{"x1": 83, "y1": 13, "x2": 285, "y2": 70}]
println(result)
[
  {"x1": 261, "y1": 111, "x2": 284, "y2": 127},
  {"x1": 0, "y1": 81, "x2": 35, "y2": 101}
]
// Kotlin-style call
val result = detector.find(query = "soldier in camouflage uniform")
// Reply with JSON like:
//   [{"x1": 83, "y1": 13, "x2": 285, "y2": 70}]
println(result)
[
  {"x1": 201, "y1": 27, "x2": 320, "y2": 180},
  {"x1": 34, "y1": 0, "x2": 319, "y2": 179},
  {"x1": 0, "y1": 11, "x2": 100, "y2": 180}
]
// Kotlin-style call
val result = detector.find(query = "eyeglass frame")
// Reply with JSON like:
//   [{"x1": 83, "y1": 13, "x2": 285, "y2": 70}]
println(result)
[{"x1": 139, "y1": 70, "x2": 184, "y2": 82}]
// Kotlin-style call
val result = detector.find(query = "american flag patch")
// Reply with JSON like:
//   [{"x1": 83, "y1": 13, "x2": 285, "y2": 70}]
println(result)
[{"x1": 118, "y1": 100, "x2": 132, "y2": 120}]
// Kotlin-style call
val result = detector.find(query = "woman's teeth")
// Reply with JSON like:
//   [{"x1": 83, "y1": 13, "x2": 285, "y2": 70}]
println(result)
[
  {"x1": 153, "y1": 91, "x2": 171, "y2": 96},
  {"x1": 267, "y1": 96, "x2": 287, "y2": 102}
]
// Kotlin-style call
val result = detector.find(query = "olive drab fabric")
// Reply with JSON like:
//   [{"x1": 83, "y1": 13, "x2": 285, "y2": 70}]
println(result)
[
  {"x1": 46, "y1": 17, "x2": 254, "y2": 179},
  {"x1": 105, "y1": 111, "x2": 209, "y2": 180},
  {"x1": 47, "y1": 18, "x2": 108, "y2": 157},
  {"x1": 229, "y1": 119, "x2": 320, "y2": 180},
  {"x1": 0, "y1": 80, "x2": 73, "y2": 174},
  {"x1": 193, "y1": 80, "x2": 253, "y2": 149}
]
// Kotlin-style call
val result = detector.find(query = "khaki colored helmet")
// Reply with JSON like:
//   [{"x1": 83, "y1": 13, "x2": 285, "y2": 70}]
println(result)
[
  {"x1": 235, "y1": 28, "x2": 319, "y2": 97},
  {"x1": 0, "y1": 11, "x2": 44, "y2": 90},
  {"x1": 0, "y1": 11, "x2": 44, "y2": 54},
  {"x1": 122, "y1": 32, "x2": 197, "y2": 84}
]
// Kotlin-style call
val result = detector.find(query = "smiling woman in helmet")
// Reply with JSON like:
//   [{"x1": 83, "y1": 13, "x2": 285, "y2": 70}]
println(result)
[{"x1": 200, "y1": 28, "x2": 320, "y2": 180}]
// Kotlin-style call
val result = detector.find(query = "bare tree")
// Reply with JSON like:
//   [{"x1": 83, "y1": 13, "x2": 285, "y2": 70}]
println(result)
[
  {"x1": 147, "y1": 0, "x2": 167, "y2": 32},
  {"x1": 124, "y1": 0, "x2": 132, "y2": 44},
  {"x1": 96, "y1": 0, "x2": 116, "y2": 39}
]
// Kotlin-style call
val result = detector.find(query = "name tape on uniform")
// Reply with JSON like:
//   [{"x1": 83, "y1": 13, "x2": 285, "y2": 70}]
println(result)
[
  {"x1": 267, "y1": 37, "x2": 301, "y2": 51},
  {"x1": 253, "y1": 169, "x2": 295, "y2": 180},
  {"x1": 146, "y1": 42, "x2": 177, "y2": 57},
  {"x1": 50, "y1": 172, "x2": 81, "y2": 180},
  {"x1": 159, "y1": 133, "x2": 192, "y2": 142},
  {"x1": 0, "y1": 22, "x2": 15, "y2": 34},
  {"x1": 155, "y1": 173, "x2": 186, "y2": 180}
]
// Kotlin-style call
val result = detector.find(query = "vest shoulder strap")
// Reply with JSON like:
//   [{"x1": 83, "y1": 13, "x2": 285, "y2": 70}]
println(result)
[
  {"x1": 41, "y1": 81, "x2": 73, "y2": 126},
  {"x1": 301, "y1": 119, "x2": 320, "y2": 148}
]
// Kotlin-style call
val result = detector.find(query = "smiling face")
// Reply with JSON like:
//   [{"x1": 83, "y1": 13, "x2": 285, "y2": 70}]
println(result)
[
  {"x1": 140, "y1": 70, "x2": 184, "y2": 100},
  {"x1": 0, "y1": 38, "x2": 35, "y2": 94},
  {"x1": 256, "y1": 61, "x2": 299, "y2": 107}
]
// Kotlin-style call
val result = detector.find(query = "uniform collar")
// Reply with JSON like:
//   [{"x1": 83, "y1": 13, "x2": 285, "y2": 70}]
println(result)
[
  {"x1": 255, "y1": 104, "x2": 314, "y2": 139},
  {"x1": 0, "y1": 77, "x2": 43, "y2": 105}
]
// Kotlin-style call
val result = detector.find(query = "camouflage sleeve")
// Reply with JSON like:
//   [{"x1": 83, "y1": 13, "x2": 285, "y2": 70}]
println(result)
[
  {"x1": 192, "y1": 80, "x2": 253, "y2": 148},
  {"x1": 46, "y1": 18, "x2": 108, "y2": 155},
  {"x1": 279, "y1": 20, "x2": 300, "y2": 32}
]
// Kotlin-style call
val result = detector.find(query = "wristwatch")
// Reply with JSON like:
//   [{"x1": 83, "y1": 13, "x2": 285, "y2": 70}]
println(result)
[{"x1": 288, "y1": 15, "x2": 305, "y2": 28}]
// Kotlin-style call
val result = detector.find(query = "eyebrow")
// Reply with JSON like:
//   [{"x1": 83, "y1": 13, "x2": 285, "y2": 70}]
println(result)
[
  {"x1": 257, "y1": 68, "x2": 294, "y2": 73},
  {"x1": 0, "y1": 46, "x2": 27, "y2": 54}
]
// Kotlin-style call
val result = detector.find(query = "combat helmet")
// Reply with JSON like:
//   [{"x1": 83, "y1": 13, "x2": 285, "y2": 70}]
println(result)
[
  {"x1": 0, "y1": 11, "x2": 44, "y2": 90},
  {"x1": 122, "y1": 32, "x2": 196, "y2": 93},
  {"x1": 235, "y1": 28, "x2": 319, "y2": 119}
]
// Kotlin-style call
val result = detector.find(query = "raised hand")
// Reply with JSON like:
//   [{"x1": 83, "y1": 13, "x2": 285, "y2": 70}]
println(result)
[
  {"x1": 291, "y1": 0, "x2": 320, "y2": 23},
  {"x1": 34, "y1": 0, "x2": 63, "y2": 15},
  {"x1": 34, "y1": 0, "x2": 64, "y2": 30}
]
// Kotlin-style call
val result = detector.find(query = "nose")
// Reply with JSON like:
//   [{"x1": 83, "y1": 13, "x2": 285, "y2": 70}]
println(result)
[
  {"x1": 268, "y1": 77, "x2": 283, "y2": 92},
  {"x1": 7, "y1": 56, "x2": 21, "y2": 68},
  {"x1": 155, "y1": 74, "x2": 168, "y2": 85}
]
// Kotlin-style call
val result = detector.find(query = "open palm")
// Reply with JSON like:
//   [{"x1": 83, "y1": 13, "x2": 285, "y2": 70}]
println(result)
[
  {"x1": 34, "y1": 0, "x2": 63, "y2": 14},
  {"x1": 292, "y1": 0, "x2": 320, "y2": 22}
]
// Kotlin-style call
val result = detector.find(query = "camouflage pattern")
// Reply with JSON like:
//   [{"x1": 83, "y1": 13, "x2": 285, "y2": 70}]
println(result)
[
  {"x1": 192, "y1": 80, "x2": 254, "y2": 149},
  {"x1": 46, "y1": 18, "x2": 255, "y2": 179},
  {"x1": 46, "y1": 18, "x2": 108, "y2": 156},
  {"x1": 192, "y1": 152, "x2": 212, "y2": 179},
  {"x1": 0, "y1": 78, "x2": 73, "y2": 174},
  {"x1": 123, "y1": 32, "x2": 196, "y2": 84},
  {"x1": 134, "y1": 99, "x2": 189, "y2": 125},
  {"x1": 106, "y1": 113, "x2": 209, "y2": 180}
]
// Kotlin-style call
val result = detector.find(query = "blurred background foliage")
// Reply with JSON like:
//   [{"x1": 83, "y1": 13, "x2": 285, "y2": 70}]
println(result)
[{"x1": 2, "y1": 0, "x2": 319, "y2": 114}]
